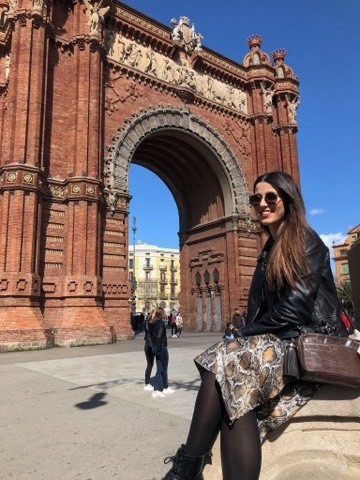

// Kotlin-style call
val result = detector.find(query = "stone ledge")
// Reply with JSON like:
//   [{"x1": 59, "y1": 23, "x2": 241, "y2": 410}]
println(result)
[{"x1": 204, "y1": 385, "x2": 360, "y2": 479}]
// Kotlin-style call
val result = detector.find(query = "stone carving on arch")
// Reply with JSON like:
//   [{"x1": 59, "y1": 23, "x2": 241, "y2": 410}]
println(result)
[{"x1": 104, "y1": 105, "x2": 249, "y2": 216}]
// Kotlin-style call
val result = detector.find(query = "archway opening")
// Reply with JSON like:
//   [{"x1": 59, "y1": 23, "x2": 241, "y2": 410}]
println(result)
[
  {"x1": 127, "y1": 129, "x2": 229, "y2": 331},
  {"x1": 128, "y1": 164, "x2": 180, "y2": 319},
  {"x1": 107, "y1": 107, "x2": 249, "y2": 332},
  {"x1": 131, "y1": 129, "x2": 228, "y2": 238}
]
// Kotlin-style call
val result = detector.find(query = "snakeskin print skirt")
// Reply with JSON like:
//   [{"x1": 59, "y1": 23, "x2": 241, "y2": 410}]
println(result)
[{"x1": 194, "y1": 334, "x2": 318, "y2": 441}]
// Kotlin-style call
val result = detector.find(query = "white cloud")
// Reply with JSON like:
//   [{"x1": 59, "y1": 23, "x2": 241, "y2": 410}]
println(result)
[
  {"x1": 320, "y1": 232, "x2": 346, "y2": 251},
  {"x1": 309, "y1": 208, "x2": 325, "y2": 215}
]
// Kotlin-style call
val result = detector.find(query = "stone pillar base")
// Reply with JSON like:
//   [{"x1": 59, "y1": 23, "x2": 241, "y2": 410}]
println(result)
[
  {"x1": 54, "y1": 327, "x2": 112, "y2": 347},
  {"x1": 0, "y1": 306, "x2": 50, "y2": 352},
  {"x1": 53, "y1": 306, "x2": 112, "y2": 347},
  {"x1": 203, "y1": 385, "x2": 360, "y2": 480},
  {"x1": 103, "y1": 307, "x2": 134, "y2": 341}
]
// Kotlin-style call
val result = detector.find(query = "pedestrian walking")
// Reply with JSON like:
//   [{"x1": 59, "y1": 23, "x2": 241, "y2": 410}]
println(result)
[
  {"x1": 148, "y1": 307, "x2": 175, "y2": 398},
  {"x1": 175, "y1": 311, "x2": 183, "y2": 337},
  {"x1": 169, "y1": 310, "x2": 178, "y2": 338},
  {"x1": 143, "y1": 310, "x2": 155, "y2": 391}
]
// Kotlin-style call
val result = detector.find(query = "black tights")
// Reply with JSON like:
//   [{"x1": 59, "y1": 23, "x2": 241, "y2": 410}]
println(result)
[{"x1": 185, "y1": 370, "x2": 261, "y2": 480}]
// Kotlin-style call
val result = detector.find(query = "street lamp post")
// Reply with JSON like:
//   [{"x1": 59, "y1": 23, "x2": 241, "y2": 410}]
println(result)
[{"x1": 131, "y1": 216, "x2": 137, "y2": 313}]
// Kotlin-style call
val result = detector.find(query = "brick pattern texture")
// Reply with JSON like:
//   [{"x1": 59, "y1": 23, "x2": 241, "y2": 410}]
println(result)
[{"x1": 0, "y1": 2, "x2": 300, "y2": 350}]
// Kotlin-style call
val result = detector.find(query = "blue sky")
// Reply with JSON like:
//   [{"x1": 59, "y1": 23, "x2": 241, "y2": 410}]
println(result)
[{"x1": 125, "y1": 0, "x2": 360, "y2": 251}]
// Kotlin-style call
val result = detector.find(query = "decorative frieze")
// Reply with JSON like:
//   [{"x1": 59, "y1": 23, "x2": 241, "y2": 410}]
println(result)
[
  {"x1": 102, "y1": 283, "x2": 128, "y2": 295},
  {"x1": 104, "y1": 30, "x2": 248, "y2": 115},
  {"x1": 48, "y1": 185, "x2": 66, "y2": 198},
  {"x1": 44, "y1": 262, "x2": 63, "y2": 269},
  {"x1": 6, "y1": 172, "x2": 16, "y2": 182},
  {"x1": 104, "y1": 230, "x2": 124, "y2": 237},
  {"x1": 0, "y1": 167, "x2": 45, "y2": 193},
  {"x1": 238, "y1": 217, "x2": 261, "y2": 234},
  {"x1": 0, "y1": 274, "x2": 40, "y2": 295},
  {"x1": 46, "y1": 180, "x2": 101, "y2": 202},
  {"x1": 47, "y1": 222, "x2": 64, "y2": 229},
  {"x1": 23, "y1": 173, "x2": 34, "y2": 184}
]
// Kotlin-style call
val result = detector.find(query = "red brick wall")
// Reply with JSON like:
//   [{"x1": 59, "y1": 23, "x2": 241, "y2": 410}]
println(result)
[{"x1": 0, "y1": 2, "x2": 300, "y2": 349}]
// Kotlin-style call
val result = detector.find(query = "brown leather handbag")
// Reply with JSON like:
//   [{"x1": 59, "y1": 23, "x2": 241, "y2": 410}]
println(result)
[{"x1": 295, "y1": 333, "x2": 360, "y2": 388}]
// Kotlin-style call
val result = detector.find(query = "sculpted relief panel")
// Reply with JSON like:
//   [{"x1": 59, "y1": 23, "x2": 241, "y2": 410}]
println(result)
[{"x1": 104, "y1": 23, "x2": 247, "y2": 114}]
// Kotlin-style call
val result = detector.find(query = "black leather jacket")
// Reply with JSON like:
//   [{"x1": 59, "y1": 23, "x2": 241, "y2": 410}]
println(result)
[
  {"x1": 148, "y1": 319, "x2": 168, "y2": 351},
  {"x1": 242, "y1": 229, "x2": 348, "y2": 339}
]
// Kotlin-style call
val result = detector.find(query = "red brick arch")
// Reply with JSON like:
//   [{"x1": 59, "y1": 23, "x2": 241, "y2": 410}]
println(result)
[
  {"x1": 105, "y1": 105, "x2": 249, "y2": 222},
  {"x1": 0, "y1": 1, "x2": 300, "y2": 350},
  {"x1": 104, "y1": 105, "x2": 250, "y2": 332}
]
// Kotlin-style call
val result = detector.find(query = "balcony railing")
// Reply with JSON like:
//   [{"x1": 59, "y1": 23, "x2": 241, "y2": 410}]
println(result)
[{"x1": 142, "y1": 263, "x2": 154, "y2": 270}]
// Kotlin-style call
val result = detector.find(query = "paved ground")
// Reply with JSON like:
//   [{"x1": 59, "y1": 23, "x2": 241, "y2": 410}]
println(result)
[{"x1": 0, "y1": 331, "x2": 221, "y2": 480}]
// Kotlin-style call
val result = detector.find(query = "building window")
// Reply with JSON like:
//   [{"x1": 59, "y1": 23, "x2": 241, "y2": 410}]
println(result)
[
  {"x1": 145, "y1": 258, "x2": 150, "y2": 267},
  {"x1": 129, "y1": 258, "x2": 133, "y2": 269},
  {"x1": 161, "y1": 272, "x2": 165, "y2": 281},
  {"x1": 339, "y1": 249, "x2": 347, "y2": 257},
  {"x1": 146, "y1": 271, "x2": 151, "y2": 280},
  {"x1": 340, "y1": 263, "x2": 349, "y2": 275},
  {"x1": 170, "y1": 259, "x2": 174, "y2": 268},
  {"x1": 129, "y1": 272, "x2": 133, "y2": 281}
]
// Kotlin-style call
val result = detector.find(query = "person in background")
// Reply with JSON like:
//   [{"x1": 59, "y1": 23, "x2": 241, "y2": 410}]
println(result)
[
  {"x1": 176, "y1": 311, "x2": 183, "y2": 337},
  {"x1": 143, "y1": 310, "x2": 155, "y2": 391},
  {"x1": 149, "y1": 307, "x2": 175, "y2": 398},
  {"x1": 162, "y1": 171, "x2": 348, "y2": 480},
  {"x1": 223, "y1": 321, "x2": 240, "y2": 341},
  {"x1": 169, "y1": 310, "x2": 178, "y2": 338},
  {"x1": 231, "y1": 307, "x2": 245, "y2": 329}
]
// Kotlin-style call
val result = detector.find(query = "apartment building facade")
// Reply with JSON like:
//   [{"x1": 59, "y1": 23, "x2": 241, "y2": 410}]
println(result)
[
  {"x1": 333, "y1": 225, "x2": 360, "y2": 283},
  {"x1": 129, "y1": 244, "x2": 180, "y2": 314}
]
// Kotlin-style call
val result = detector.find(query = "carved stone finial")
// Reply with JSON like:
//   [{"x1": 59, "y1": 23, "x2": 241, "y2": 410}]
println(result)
[
  {"x1": 271, "y1": 49, "x2": 286, "y2": 64},
  {"x1": 247, "y1": 34, "x2": 262, "y2": 50}
]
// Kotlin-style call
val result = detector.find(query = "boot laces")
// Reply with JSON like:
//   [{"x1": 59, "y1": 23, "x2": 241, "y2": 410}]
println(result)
[
  {"x1": 163, "y1": 453, "x2": 182, "y2": 473},
  {"x1": 163, "y1": 455, "x2": 174, "y2": 465}
]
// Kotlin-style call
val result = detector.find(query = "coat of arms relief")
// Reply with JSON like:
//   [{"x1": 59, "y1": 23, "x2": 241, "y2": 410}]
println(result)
[{"x1": 104, "y1": 15, "x2": 247, "y2": 115}]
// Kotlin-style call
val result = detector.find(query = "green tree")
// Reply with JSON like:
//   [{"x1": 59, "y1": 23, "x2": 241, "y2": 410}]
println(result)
[{"x1": 336, "y1": 280, "x2": 353, "y2": 313}]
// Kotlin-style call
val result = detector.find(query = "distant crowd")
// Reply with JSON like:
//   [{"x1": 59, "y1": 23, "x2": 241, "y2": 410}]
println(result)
[{"x1": 130, "y1": 309, "x2": 183, "y2": 337}]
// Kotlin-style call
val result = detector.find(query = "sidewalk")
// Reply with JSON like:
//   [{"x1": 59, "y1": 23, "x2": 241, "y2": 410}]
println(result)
[{"x1": 0, "y1": 331, "x2": 220, "y2": 480}]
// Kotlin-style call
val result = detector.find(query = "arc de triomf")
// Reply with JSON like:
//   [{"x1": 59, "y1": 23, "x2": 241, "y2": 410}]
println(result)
[{"x1": 0, "y1": 1, "x2": 301, "y2": 350}]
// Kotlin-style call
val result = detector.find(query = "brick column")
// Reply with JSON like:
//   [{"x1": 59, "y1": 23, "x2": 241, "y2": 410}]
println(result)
[
  {"x1": 53, "y1": 36, "x2": 111, "y2": 346},
  {"x1": 101, "y1": 195, "x2": 133, "y2": 341},
  {"x1": 0, "y1": 4, "x2": 49, "y2": 350}
]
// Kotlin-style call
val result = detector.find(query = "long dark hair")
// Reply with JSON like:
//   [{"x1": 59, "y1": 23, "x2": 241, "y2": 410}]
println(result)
[
  {"x1": 149, "y1": 307, "x2": 165, "y2": 324},
  {"x1": 254, "y1": 171, "x2": 311, "y2": 289}
]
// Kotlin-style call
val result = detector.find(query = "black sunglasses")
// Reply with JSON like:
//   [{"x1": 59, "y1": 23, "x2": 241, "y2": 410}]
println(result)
[{"x1": 249, "y1": 191, "x2": 281, "y2": 207}]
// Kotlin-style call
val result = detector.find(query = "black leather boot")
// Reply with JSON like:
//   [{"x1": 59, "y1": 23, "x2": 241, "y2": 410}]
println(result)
[{"x1": 162, "y1": 444, "x2": 212, "y2": 480}]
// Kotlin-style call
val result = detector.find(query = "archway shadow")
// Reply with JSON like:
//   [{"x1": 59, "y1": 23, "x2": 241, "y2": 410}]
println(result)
[
  {"x1": 69, "y1": 376, "x2": 201, "y2": 392},
  {"x1": 74, "y1": 392, "x2": 108, "y2": 410}
]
